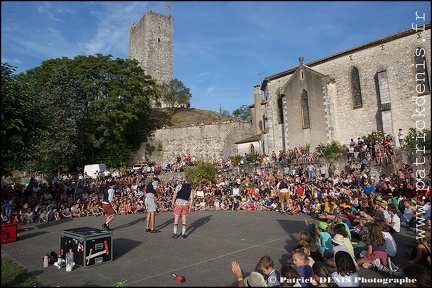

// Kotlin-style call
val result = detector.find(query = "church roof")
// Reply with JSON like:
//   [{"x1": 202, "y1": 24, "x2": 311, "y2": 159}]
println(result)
[
  {"x1": 261, "y1": 22, "x2": 431, "y2": 91},
  {"x1": 234, "y1": 134, "x2": 262, "y2": 144}
]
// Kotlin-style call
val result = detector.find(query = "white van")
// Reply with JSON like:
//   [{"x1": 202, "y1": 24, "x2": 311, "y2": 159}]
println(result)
[
  {"x1": 84, "y1": 164, "x2": 106, "y2": 178},
  {"x1": 132, "y1": 163, "x2": 145, "y2": 171}
]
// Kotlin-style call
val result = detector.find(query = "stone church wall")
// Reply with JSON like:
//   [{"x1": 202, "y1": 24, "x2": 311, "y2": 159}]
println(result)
[
  {"x1": 132, "y1": 121, "x2": 254, "y2": 165},
  {"x1": 261, "y1": 26, "x2": 431, "y2": 154}
]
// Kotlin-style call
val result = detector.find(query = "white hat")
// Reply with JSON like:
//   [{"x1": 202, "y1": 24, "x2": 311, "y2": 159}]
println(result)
[
  {"x1": 331, "y1": 234, "x2": 345, "y2": 246},
  {"x1": 244, "y1": 272, "x2": 267, "y2": 287}
]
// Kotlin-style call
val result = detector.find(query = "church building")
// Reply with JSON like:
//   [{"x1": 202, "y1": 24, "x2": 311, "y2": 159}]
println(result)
[{"x1": 241, "y1": 22, "x2": 431, "y2": 156}]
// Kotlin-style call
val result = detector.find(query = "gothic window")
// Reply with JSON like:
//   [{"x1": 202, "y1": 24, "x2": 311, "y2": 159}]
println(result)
[
  {"x1": 415, "y1": 47, "x2": 430, "y2": 95},
  {"x1": 301, "y1": 89, "x2": 310, "y2": 129},
  {"x1": 351, "y1": 66, "x2": 363, "y2": 108},
  {"x1": 249, "y1": 144, "x2": 255, "y2": 154}
]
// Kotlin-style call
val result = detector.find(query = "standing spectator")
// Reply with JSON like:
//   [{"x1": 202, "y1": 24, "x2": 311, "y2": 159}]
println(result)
[
  {"x1": 328, "y1": 162, "x2": 335, "y2": 178},
  {"x1": 145, "y1": 178, "x2": 161, "y2": 233},
  {"x1": 319, "y1": 164, "x2": 327, "y2": 179},
  {"x1": 306, "y1": 164, "x2": 316, "y2": 182},
  {"x1": 397, "y1": 128, "x2": 404, "y2": 148},
  {"x1": 171, "y1": 178, "x2": 193, "y2": 239}
]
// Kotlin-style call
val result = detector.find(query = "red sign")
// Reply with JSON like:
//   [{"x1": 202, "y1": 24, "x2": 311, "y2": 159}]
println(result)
[{"x1": 1, "y1": 224, "x2": 17, "y2": 244}]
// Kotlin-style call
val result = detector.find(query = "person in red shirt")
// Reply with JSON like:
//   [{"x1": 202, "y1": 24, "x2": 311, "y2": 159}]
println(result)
[{"x1": 296, "y1": 184, "x2": 305, "y2": 197}]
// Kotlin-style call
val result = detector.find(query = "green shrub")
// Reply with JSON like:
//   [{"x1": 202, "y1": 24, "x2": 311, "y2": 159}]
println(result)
[
  {"x1": 404, "y1": 128, "x2": 431, "y2": 150},
  {"x1": 184, "y1": 160, "x2": 216, "y2": 188},
  {"x1": 317, "y1": 141, "x2": 348, "y2": 158},
  {"x1": 361, "y1": 131, "x2": 385, "y2": 145}
]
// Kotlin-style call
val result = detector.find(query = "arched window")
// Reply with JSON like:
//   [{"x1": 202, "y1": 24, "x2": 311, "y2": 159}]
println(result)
[
  {"x1": 277, "y1": 95, "x2": 284, "y2": 124},
  {"x1": 351, "y1": 66, "x2": 363, "y2": 108},
  {"x1": 249, "y1": 144, "x2": 255, "y2": 154},
  {"x1": 415, "y1": 47, "x2": 430, "y2": 95},
  {"x1": 301, "y1": 89, "x2": 310, "y2": 129}
]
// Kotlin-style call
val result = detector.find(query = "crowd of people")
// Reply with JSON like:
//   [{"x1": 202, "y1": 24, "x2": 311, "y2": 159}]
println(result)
[{"x1": 1, "y1": 136, "x2": 431, "y2": 286}]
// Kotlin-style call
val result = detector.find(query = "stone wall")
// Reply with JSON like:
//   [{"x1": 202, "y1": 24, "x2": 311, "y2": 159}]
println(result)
[
  {"x1": 129, "y1": 11, "x2": 173, "y2": 84},
  {"x1": 132, "y1": 121, "x2": 254, "y2": 165}
]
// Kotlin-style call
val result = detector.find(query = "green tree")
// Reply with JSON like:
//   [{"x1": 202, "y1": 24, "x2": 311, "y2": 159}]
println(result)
[
  {"x1": 404, "y1": 128, "x2": 431, "y2": 150},
  {"x1": 361, "y1": 131, "x2": 385, "y2": 145},
  {"x1": 221, "y1": 110, "x2": 232, "y2": 117},
  {"x1": 184, "y1": 161, "x2": 216, "y2": 188},
  {"x1": 13, "y1": 54, "x2": 158, "y2": 174},
  {"x1": 232, "y1": 105, "x2": 251, "y2": 121},
  {"x1": 317, "y1": 141, "x2": 348, "y2": 158},
  {"x1": 157, "y1": 79, "x2": 191, "y2": 115},
  {"x1": 1, "y1": 63, "x2": 46, "y2": 176},
  {"x1": 33, "y1": 65, "x2": 85, "y2": 176}
]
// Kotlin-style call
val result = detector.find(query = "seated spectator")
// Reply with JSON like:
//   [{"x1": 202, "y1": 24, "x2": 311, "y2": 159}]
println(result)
[
  {"x1": 331, "y1": 251, "x2": 359, "y2": 287},
  {"x1": 61, "y1": 206, "x2": 73, "y2": 219},
  {"x1": 280, "y1": 264, "x2": 302, "y2": 287},
  {"x1": 257, "y1": 255, "x2": 281, "y2": 287},
  {"x1": 231, "y1": 260, "x2": 266, "y2": 287},
  {"x1": 291, "y1": 247, "x2": 313, "y2": 287},
  {"x1": 311, "y1": 261, "x2": 337, "y2": 287}
]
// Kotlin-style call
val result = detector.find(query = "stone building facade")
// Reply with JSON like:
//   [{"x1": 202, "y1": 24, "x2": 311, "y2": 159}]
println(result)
[
  {"x1": 129, "y1": 11, "x2": 174, "y2": 85},
  {"x1": 249, "y1": 23, "x2": 431, "y2": 156}
]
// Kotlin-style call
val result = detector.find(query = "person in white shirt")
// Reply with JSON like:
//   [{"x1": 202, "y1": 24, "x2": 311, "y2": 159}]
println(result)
[
  {"x1": 386, "y1": 204, "x2": 401, "y2": 233},
  {"x1": 375, "y1": 218, "x2": 397, "y2": 258}
]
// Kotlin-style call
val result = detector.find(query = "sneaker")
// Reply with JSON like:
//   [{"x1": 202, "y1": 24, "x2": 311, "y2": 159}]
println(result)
[
  {"x1": 145, "y1": 228, "x2": 151, "y2": 232},
  {"x1": 181, "y1": 234, "x2": 187, "y2": 239},
  {"x1": 280, "y1": 211, "x2": 286, "y2": 215},
  {"x1": 362, "y1": 262, "x2": 373, "y2": 269},
  {"x1": 103, "y1": 225, "x2": 112, "y2": 231},
  {"x1": 150, "y1": 229, "x2": 161, "y2": 233},
  {"x1": 387, "y1": 257, "x2": 398, "y2": 271},
  {"x1": 172, "y1": 233, "x2": 179, "y2": 239},
  {"x1": 101, "y1": 223, "x2": 107, "y2": 229},
  {"x1": 372, "y1": 258, "x2": 381, "y2": 269}
]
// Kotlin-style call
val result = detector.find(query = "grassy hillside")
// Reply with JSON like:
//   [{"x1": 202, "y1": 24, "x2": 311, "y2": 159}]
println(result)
[{"x1": 153, "y1": 108, "x2": 238, "y2": 128}]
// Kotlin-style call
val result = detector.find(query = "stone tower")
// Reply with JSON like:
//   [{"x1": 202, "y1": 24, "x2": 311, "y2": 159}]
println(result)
[{"x1": 129, "y1": 11, "x2": 174, "y2": 85}]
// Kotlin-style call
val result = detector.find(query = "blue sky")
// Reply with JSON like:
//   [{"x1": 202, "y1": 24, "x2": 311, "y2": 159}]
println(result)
[{"x1": 1, "y1": 1, "x2": 431, "y2": 114}]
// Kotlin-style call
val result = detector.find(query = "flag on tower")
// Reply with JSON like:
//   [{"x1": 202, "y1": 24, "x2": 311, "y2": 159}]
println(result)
[{"x1": 165, "y1": 5, "x2": 171, "y2": 10}]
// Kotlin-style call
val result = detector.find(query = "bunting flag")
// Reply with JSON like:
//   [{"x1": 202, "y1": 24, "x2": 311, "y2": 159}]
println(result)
[{"x1": 165, "y1": 5, "x2": 171, "y2": 10}]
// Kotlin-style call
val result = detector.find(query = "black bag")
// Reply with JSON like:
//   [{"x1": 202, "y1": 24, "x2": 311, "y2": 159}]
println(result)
[{"x1": 49, "y1": 251, "x2": 58, "y2": 264}]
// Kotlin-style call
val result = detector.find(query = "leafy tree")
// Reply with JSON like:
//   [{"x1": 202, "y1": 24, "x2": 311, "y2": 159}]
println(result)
[
  {"x1": 232, "y1": 105, "x2": 251, "y2": 121},
  {"x1": 1, "y1": 63, "x2": 46, "y2": 176},
  {"x1": 33, "y1": 65, "x2": 85, "y2": 176},
  {"x1": 361, "y1": 131, "x2": 385, "y2": 145},
  {"x1": 184, "y1": 161, "x2": 216, "y2": 188},
  {"x1": 221, "y1": 110, "x2": 231, "y2": 117},
  {"x1": 317, "y1": 141, "x2": 348, "y2": 158},
  {"x1": 157, "y1": 79, "x2": 191, "y2": 115},
  {"x1": 13, "y1": 54, "x2": 158, "y2": 174},
  {"x1": 404, "y1": 128, "x2": 431, "y2": 151}
]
